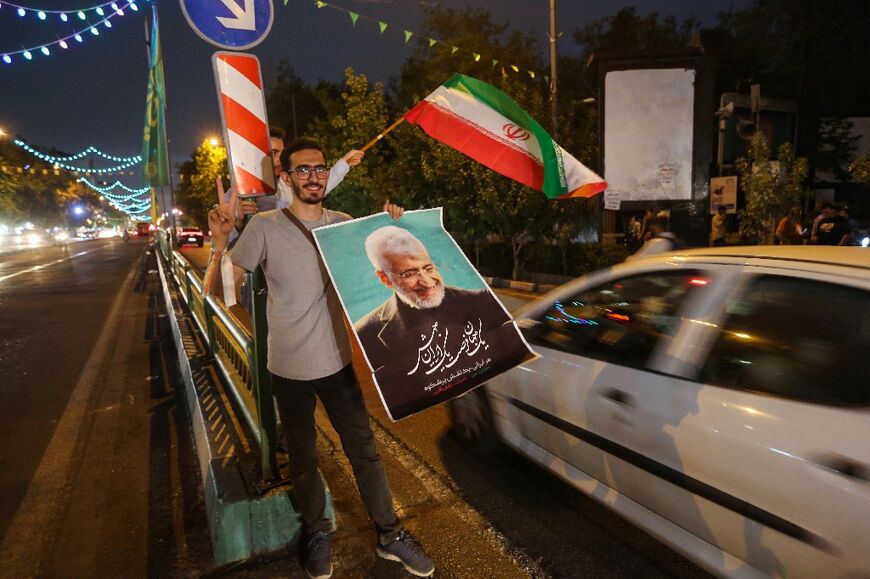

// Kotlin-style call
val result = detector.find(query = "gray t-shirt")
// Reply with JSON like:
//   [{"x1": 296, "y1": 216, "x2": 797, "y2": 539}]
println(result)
[{"x1": 230, "y1": 208, "x2": 352, "y2": 380}]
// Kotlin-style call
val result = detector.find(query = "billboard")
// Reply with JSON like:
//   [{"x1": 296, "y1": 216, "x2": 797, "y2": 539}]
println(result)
[{"x1": 603, "y1": 68, "x2": 696, "y2": 202}]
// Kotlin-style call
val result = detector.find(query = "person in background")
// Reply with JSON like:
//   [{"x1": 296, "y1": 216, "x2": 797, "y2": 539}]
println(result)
[
  {"x1": 710, "y1": 205, "x2": 728, "y2": 246},
  {"x1": 775, "y1": 206, "x2": 804, "y2": 245},
  {"x1": 814, "y1": 203, "x2": 851, "y2": 245},
  {"x1": 631, "y1": 216, "x2": 686, "y2": 259}
]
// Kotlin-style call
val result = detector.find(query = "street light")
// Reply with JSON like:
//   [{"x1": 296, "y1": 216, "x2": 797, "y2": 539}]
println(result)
[{"x1": 208, "y1": 137, "x2": 219, "y2": 147}]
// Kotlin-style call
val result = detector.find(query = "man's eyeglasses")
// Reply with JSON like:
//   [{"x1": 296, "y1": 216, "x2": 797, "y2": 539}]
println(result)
[
  {"x1": 393, "y1": 264, "x2": 438, "y2": 282},
  {"x1": 287, "y1": 164, "x2": 330, "y2": 178}
]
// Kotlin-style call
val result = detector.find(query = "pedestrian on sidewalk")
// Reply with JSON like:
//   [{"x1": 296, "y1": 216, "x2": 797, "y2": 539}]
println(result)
[
  {"x1": 206, "y1": 138, "x2": 435, "y2": 579},
  {"x1": 710, "y1": 205, "x2": 728, "y2": 246}
]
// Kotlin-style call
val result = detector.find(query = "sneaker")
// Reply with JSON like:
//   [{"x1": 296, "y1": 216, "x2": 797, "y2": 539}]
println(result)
[
  {"x1": 376, "y1": 530, "x2": 435, "y2": 577},
  {"x1": 302, "y1": 531, "x2": 333, "y2": 579}
]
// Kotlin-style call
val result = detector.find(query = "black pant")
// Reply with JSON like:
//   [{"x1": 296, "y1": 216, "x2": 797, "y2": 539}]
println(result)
[{"x1": 272, "y1": 365, "x2": 401, "y2": 541}]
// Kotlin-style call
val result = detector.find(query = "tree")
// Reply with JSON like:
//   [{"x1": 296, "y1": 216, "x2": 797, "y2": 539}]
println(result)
[
  {"x1": 0, "y1": 142, "x2": 89, "y2": 226},
  {"x1": 716, "y1": 0, "x2": 870, "y2": 179},
  {"x1": 387, "y1": 7, "x2": 579, "y2": 278},
  {"x1": 736, "y1": 133, "x2": 807, "y2": 244},
  {"x1": 175, "y1": 139, "x2": 227, "y2": 231},
  {"x1": 308, "y1": 68, "x2": 392, "y2": 218},
  {"x1": 265, "y1": 59, "x2": 330, "y2": 141},
  {"x1": 849, "y1": 153, "x2": 870, "y2": 184}
]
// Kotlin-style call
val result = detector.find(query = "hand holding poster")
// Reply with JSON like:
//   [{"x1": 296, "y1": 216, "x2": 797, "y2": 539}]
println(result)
[{"x1": 312, "y1": 208, "x2": 536, "y2": 421}]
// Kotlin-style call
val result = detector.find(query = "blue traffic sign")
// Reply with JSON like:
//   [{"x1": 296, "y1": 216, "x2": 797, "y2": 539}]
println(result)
[{"x1": 180, "y1": 0, "x2": 274, "y2": 51}]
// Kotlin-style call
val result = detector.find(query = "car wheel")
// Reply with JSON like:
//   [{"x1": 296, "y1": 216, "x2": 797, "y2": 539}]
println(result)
[{"x1": 448, "y1": 388, "x2": 500, "y2": 454}]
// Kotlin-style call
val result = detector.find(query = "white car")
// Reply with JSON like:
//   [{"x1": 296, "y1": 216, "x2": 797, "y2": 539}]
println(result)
[{"x1": 453, "y1": 246, "x2": 870, "y2": 578}]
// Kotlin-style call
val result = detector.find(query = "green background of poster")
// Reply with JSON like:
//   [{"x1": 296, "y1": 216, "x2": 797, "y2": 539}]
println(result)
[{"x1": 313, "y1": 208, "x2": 487, "y2": 323}]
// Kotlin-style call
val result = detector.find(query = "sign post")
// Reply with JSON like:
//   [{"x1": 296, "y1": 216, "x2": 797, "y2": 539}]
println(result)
[
  {"x1": 180, "y1": 0, "x2": 274, "y2": 50},
  {"x1": 212, "y1": 52, "x2": 276, "y2": 198}
]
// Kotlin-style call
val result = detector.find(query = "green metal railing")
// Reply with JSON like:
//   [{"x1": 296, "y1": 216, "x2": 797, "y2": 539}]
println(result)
[{"x1": 159, "y1": 236, "x2": 279, "y2": 482}]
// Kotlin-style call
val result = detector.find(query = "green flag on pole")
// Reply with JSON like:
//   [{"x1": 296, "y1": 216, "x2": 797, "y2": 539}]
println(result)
[{"x1": 142, "y1": 5, "x2": 169, "y2": 194}]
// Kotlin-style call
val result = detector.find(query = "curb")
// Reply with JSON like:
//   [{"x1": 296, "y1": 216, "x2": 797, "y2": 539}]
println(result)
[
  {"x1": 484, "y1": 276, "x2": 559, "y2": 294},
  {"x1": 155, "y1": 248, "x2": 307, "y2": 566}
]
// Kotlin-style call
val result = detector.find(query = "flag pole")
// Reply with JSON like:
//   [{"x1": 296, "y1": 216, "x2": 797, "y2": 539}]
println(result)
[{"x1": 360, "y1": 117, "x2": 405, "y2": 152}]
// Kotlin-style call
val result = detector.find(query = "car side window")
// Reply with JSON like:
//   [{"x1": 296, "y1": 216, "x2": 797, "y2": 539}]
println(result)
[
  {"x1": 527, "y1": 271, "x2": 705, "y2": 369},
  {"x1": 701, "y1": 275, "x2": 870, "y2": 406}
]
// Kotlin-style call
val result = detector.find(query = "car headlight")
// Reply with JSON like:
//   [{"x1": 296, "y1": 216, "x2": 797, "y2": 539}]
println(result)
[
  {"x1": 861, "y1": 237, "x2": 869, "y2": 248},
  {"x1": 55, "y1": 231, "x2": 69, "y2": 241}
]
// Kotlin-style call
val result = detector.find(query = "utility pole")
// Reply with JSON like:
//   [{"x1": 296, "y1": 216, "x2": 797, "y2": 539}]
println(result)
[{"x1": 549, "y1": 0, "x2": 558, "y2": 138}]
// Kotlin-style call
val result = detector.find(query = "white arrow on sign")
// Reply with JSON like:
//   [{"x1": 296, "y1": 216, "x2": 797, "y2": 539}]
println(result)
[{"x1": 216, "y1": 0, "x2": 255, "y2": 31}]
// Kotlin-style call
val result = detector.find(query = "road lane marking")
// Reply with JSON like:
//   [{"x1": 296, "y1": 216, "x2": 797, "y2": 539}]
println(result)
[
  {"x1": 0, "y1": 262, "x2": 137, "y2": 575},
  {"x1": 0, "y1": 249, "x2": 92, "y2": 283}
]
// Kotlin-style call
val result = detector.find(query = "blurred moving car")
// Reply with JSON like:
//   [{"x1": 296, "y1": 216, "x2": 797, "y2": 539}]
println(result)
[
  {"x1": 452, "y1": 246, "x2": 870, "y2": 578},
  {"x1": 177, "y1": 226, "x2": 204, "y2": 247},
  {"x1": 135, "y1": 222, "x2": 152, "y2": 237}
]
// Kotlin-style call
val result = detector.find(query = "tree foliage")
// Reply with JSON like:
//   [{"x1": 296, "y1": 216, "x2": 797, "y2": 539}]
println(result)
[
  {"x1": 175, "y1": 139, "x2": 227, "y2": 230},
  {"x1": 266, "y1": 59, "x2": 331, "y2": 141},
  {"x1": 0, "y1": 142, "x2": 90, "y2": 226},
  {"x1": 736, "y1": 133, "x2": 807, "y2": 244}
]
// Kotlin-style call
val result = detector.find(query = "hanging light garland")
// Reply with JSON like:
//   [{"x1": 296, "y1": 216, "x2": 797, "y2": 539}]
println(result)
[
  {"x1": 1, "y1": 0, "x2": 141, "y2": 65},
  {"x1": 77, "y1": 177, "x2": 152, "y2": 216},
  {"x1": 49, "y1": 146, "x2": 141, "y2": 164},
  {"x1": 77, "y1": 177, "x2": 150, "y2": 198},
  {"x1": 14, "y1": 138, "x2": 142, "y2": 174}
]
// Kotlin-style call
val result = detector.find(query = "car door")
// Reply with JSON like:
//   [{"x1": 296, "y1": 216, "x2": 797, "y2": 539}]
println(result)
[
  {"x1": 494, "y1": 266, "x2": 710, "y2": 503},
  {"x1": 625, "y1": 268, "x2": 870, "y2": 577}
]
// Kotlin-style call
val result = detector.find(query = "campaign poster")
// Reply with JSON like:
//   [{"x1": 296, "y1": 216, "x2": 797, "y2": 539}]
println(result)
[{"x1": 312, "y1": 208, "x2": 536, "y2": 421}]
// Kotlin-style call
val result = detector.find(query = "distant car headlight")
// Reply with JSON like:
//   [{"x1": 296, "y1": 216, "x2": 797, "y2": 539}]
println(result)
[
  {"x1": 54, "y1": 231, "x2": 69, "y2": 241},
  {"x1": 861, "y1": 237, "x2": 869, "y2": 248},
  {"x1": 26, "y1": 233, "x2": 41, "y2": 244}
]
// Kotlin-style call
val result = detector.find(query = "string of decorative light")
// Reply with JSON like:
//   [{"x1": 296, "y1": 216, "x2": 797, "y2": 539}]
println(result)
[
  {"x1": 1, "y1": 0, "x2": 140, "y2": 65},
  {"x1": 15, "y1": 139, "x2": 141, "y2": 174},
  {"x1": 1, "y1": 0, "x2": 127, "y2": 20},
  {"x1": 77, "y1": 177, "x2": 150, "y2": 198},
  {"x1": 107, "y1": 198, "x2": 151, "y2": 215},
  {"x1": 51, "y1": 146, "x2": 141, "y2": 164}
]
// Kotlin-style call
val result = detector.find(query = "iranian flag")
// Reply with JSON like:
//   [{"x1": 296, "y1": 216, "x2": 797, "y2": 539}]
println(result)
[{"x1": 405, "y1": 74, "x2": 607, "y2": 200}]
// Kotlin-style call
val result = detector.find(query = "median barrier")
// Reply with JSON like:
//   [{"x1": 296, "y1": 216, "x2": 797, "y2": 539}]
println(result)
[{"x1": 154, "y1": 238, "x2": 334, "y2": 566}]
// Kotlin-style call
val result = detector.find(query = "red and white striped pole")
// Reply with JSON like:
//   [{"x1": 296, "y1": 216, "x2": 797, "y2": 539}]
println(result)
[{"x1": 212, "y1": 52, "x2": 276, "y2": 198}]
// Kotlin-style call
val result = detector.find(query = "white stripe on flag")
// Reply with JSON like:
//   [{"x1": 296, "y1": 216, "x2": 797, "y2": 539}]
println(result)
[
  {"x1": 215, "y1": 59, "x2": 268, "y2": 125},
  {"x1": 227, "y1": 128, "x2": 271, "y2": 181},
  {"x1": 426, "y1": 86, "x2": 544, "y2": 163}
]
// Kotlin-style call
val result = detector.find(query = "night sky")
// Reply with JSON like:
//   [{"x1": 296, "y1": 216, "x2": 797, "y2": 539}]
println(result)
[{"x1": 0, "y1": 0, "x2": 745, "y2": 178}]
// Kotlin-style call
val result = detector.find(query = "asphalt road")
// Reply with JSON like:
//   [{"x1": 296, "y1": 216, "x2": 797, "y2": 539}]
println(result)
[{"x1": 0, "y1": 237, "x2": 211, "y2": 577}]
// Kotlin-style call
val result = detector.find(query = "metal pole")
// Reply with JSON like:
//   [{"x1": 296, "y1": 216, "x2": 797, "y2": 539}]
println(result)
[{"x1": 549, "y1": 0, "x2": 558, "y2": 138}]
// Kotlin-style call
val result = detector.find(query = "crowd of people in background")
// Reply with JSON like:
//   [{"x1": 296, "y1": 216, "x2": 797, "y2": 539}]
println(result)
[{"x1": 624, "y1": 199, "x2": 864, "y2": 257}]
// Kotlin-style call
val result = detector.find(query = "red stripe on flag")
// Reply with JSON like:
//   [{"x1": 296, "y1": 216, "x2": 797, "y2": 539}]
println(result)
[
  {"x1": 221, "y1": 94, "x2": 270, "y2": 153},
  {"x1": 405, "y1": 101, "x2": 544, "y2": 190},
  {"x1": 218, "y1": 54, "x2": 262, "y2": 89},
  {"x1": 234, "y1": 165, "x2": 276, "y2": 197}
]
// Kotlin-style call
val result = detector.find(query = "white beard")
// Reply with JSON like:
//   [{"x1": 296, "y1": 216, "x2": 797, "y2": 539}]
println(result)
[{"x1": 394, "y1": 281, "x2": 445, "y2": 310}]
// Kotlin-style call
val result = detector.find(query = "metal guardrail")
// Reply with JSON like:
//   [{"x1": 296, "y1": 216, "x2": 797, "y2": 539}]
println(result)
[{"x1": 158, "y1": 236, "x2": 279, "y2": 482}]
